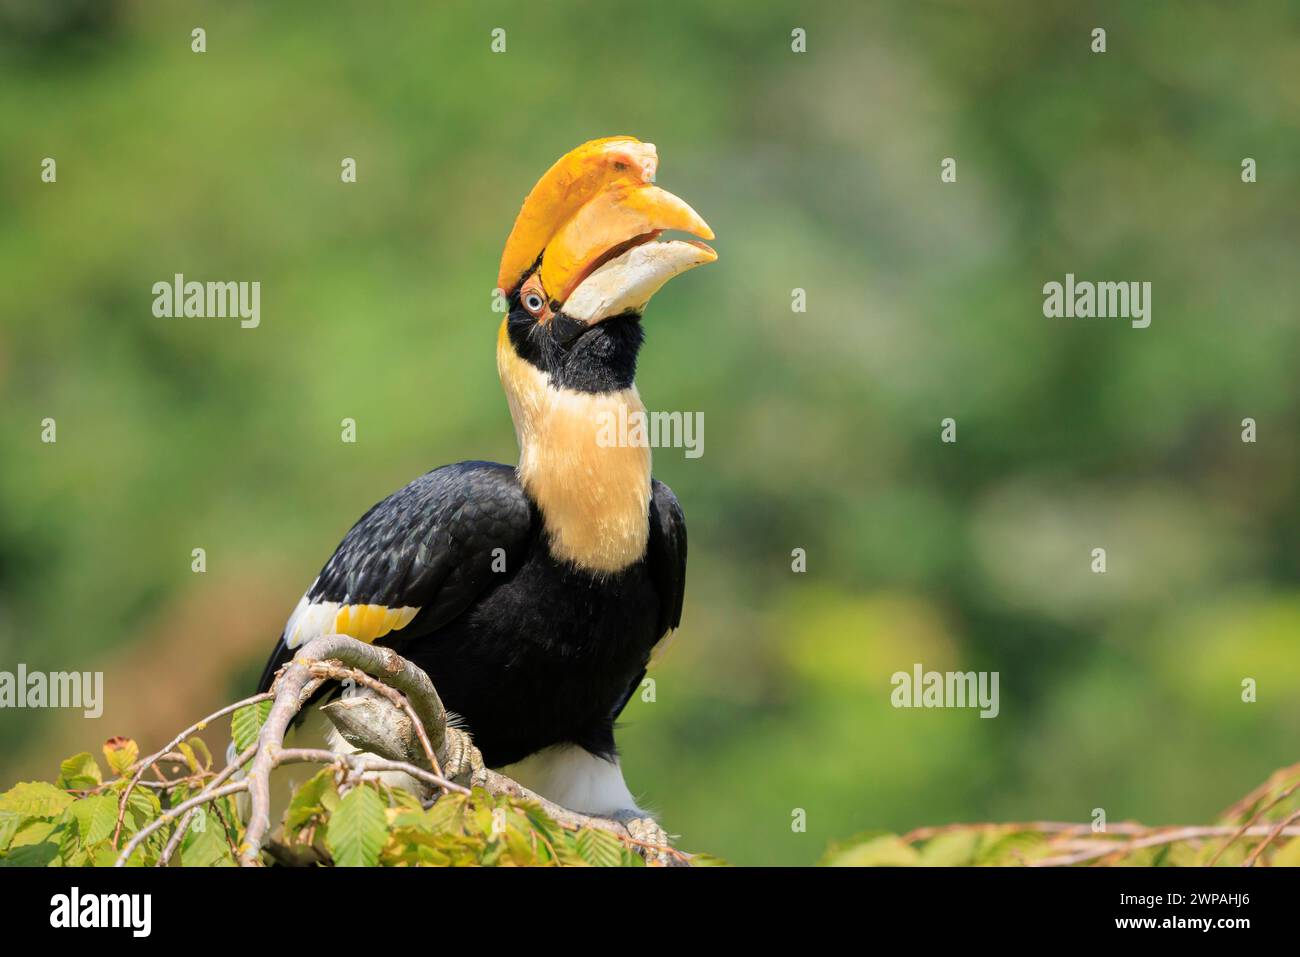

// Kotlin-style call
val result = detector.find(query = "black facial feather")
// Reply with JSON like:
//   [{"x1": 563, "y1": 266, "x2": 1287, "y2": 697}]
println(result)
[{"x1": 506, "y1": 286, "x2": 644, "y2": 394}]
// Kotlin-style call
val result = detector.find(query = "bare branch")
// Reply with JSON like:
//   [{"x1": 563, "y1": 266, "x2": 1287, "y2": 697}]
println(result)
[
  {"x1": 1243, "y1": 809, "x2": 1300, "y2": 867},
  {"x1": 115, "y1": 781, "x2": 248, "y2": 867},
  {"x1": 1209, "y1": 780, "x2": 1300, "y2": 866},
  {"x1": 1030, "y1": 824, "x2": 1300, "y2": 867},
  {"x1": 113, "y1": 691, "x2": 274, "y2": 849},
  {"x1": 273, "y1": 748, "x2": 468, "y2": 796},
  {"x1": 156, "y1": 745, "x2": 256, "y2": 867}
]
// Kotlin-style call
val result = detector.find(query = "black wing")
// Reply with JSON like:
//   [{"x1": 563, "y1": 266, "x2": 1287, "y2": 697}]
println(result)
[
  {"x1": 256, "y1": 461, "x2": 535, "y2": 693},
  {"x1": 608, "y1": 477, "x2": 688, "y2": 721},
  {"x1": 647, "y1": 478, "x2": 687, "y2": 641}
]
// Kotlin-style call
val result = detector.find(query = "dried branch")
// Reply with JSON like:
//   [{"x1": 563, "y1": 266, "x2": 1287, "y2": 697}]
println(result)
[
  {"x1": 1218, "y1": 761, "x2": 1300, "y2": 821},
  {"x1": 1208, "y1": 779, "x2": 1300, "y2": 866},
  {"x1": 1242, "y1": 808, "x2": 1300, "y2": 867},
  {"x1": 1029, "y1": 824, "x2": 1300, "y2": 867}
]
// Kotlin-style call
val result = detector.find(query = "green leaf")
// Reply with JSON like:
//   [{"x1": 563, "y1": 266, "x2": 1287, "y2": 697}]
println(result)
[
  {"x1": 181, "y1": 810, "x2": 234, "y2": 867},
  {"x1": 515, "y1": 805, "x2": 560, "y2": 858},
  {"x1": 383, "y1": 784, "x2": 424, "y2": 812},
  {"x1": 57, "y1": 753, "x2": 103, "y2": 790},
  {"x1": 1199, "y1": 836, "x2": 1247, "y2": 867},
  {"x1": 0, "y1": 810, "x2": 21, "y2": 850},
  {"x1": 176, "y1": 742, "x2": 200, "y2": 774},
  {"x1": 426, "y1": 793, "x2": 470, "y2": 834},
  {"x1": 574, "y1": 827, "x2": 624, "y2": 867},
  {"x1": 102, "y1": 737, "x2": 139, "y2": 777},
  {"x1": 119, "y1": 785, "x2": 162, "y2": 837},
  {"x1": 320, "y1": 780, "x2": 341, "y2": 814},
  {"x1": 822, "y1": 833, "x2": 921, "y2": 867},
  {"x1": 479, "y1": 834, "x2": 505, "y2": 866},
  {"x1": 686, "y1": 852, "x2": 730, "y2": 866},
  {"x1": 468, "y1": 801, "x2": 493, "y2": 838},
  {"x1": 57, "y1": 808, "x2": 83, "y2": 864},
  {"x1": 502, "y1": 826, "x2": 540, "y2": 865},
  {"x1": 284, "y1": 768, "x2": 338, "y2": 832},
  {"x1": 231, "y1": 700, "x2": 273, "y2": 753},
  {"x1": 1270, "y1": 836, "x2": 1300, "y2": 867},
  {"x1": 186, "y1": 736, "x2": 213, "y2": 770},
  {"x1": 69, "y1": 795, "x2": 118, "y2": 846},
  {"x1": 1150, "y1": 840, "x2": 1199, "y2": 867},
  {"x1": 0, "y1": 781, "x2": 75, "y2": 819},
  {"x1": 619, "y1": 844, "x2": 646, "y2": 867},
  {"x1": 919, "y1": 829, "x2": 981, "y2": 866},
  {"x1": 1, "y1": 820, "x2": 62, "y2": 867},
  {"x1": 327, "y1": 785, "x2": 388, "y2": 867},
  {"x1": 974, "y1": 828, "x2": 1046, "y2": 866},
  {"x1": 91, "y1": 843, "x2": 123, "y2": 867}
]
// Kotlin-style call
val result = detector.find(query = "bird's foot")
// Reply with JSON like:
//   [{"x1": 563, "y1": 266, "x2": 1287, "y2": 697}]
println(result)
[
  {"x1": 440, "y1": 727, "x2": 490, "y2": 789},
  {"x1": 613, "y1": 810, "x2": 678, "y2": 867}
]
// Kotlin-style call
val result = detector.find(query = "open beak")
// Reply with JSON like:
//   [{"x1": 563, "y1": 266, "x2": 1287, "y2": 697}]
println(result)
[
  {"x1": 561, "y1": 237, "x2": 716, "y2": 322},
  {"x1": 498, "y1": 136, "x2": 716, "y2": 319}
]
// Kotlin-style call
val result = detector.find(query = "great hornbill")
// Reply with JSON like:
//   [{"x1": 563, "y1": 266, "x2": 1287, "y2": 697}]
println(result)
[{"x1": 255, "y1": 137, "x2": 715, "y2": 822}]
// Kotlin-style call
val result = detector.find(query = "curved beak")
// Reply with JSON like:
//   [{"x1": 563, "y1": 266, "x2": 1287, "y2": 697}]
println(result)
[
  {"x1": 562, "y1": 239, "x2": 717, "y2": 322},
  {"x1": 497, "y1": 136, "x2": 717, "y2": 316},
  {"x1": 540, "y1": 184, "x2": 713, "y2": 305}
]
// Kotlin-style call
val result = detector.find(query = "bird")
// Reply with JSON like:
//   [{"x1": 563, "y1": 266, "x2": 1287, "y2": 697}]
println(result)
[{"x1": 254, "y1": 136, "x2": 715, "y2": 829}]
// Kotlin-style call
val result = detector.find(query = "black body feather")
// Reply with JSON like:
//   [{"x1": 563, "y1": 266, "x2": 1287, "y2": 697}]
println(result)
[{"x1": 256, "y1": 460, "x2": 686, "y2": 768}]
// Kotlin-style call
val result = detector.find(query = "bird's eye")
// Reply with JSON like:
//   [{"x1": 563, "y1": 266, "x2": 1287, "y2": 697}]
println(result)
[{"x1": 522, "y1": 292, "x2": 546, "y2": 316}]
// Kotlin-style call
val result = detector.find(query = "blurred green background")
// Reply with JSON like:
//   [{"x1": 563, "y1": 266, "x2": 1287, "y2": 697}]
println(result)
[{"x1": 2, "y1": 0, "x2": 1298, "y2": 865}]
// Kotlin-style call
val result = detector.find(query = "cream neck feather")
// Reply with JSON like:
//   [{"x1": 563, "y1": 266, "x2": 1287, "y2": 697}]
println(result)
[{"x1": 497, "y1": 324, "x2": 652, "y2": 574}]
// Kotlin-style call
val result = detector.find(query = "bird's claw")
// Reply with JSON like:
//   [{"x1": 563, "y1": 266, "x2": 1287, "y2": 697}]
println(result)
[{"x1": 613, "y1": 810, "x2": 677, "y2": 866}]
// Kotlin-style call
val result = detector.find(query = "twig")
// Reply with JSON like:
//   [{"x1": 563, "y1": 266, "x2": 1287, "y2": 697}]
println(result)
[
  {"x1": 273, "y1": 748, "x2": 468, "y2": 796},
  {"x1": 155, "y1": 745, "x2": 256, "y2": 867},
  {"x1": 1218, "y1": 762, "x2": 1300, "y2": 821},
  {"x1": 158, "y1": 807, "x2": 200, "y2": 867},
  {"x1": 1243, "y1": 808, "x2": 1300, "y2": 867},
  {"x1": 115, "y1": 782, "x2": 248, "y2": 867},
  {"x1": 113, "y1": 691, "x2": 274, "y2": 849},
  {"x1": 1209, "y1": 780, "x2": 1300, "y2": 866},
  {"x1": 1031, "y1": 825, "x2": 1300, "y2": 867}
]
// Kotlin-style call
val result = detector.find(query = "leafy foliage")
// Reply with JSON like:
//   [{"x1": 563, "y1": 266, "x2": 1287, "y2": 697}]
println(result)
[
  {"x1": 0, "y1": 727, "x2": 663, "y2": 867},
  {"x1": 5, "y1": 723, "x2": 1299, "y2": 867}
]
